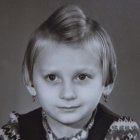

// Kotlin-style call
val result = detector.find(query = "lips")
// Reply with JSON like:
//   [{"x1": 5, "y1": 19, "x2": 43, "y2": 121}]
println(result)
[{"x1": 58, "y1": 105, "x2": 81, "y2": 112}]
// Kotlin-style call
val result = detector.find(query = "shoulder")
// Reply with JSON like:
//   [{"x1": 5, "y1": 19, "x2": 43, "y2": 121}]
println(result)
[
  {"x1": 96, "y1": 104, "x2": 140, "y2": 140},
  {"x1": 105, "y1": 116, "x2": 140, "y2": 140},
  {"x1": 0, "y1": 108, "x2": 42, "y2": 140},
  {"x1": 97, "y1": 104, "x2": 119, "y2": 120},
  {"x1": 0, "y1": 111, "x2": 20, "y2": 140}
]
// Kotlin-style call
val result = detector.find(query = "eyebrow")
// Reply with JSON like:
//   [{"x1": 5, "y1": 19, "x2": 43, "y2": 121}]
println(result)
[
  {"x1": 73, "y1": 68, "x2": 96, "y2": 75},
  {"x1": 40, "y1": 66, "x2": 97, "y2": 75}
]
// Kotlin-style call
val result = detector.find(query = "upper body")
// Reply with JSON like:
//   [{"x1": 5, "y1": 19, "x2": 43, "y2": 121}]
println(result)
[
  {"x1": 0, "y1": 104, "x2": 139, "y2": 140},
  {"x1": 1, "y1": 4, "x2": 139, "y2": 140}
]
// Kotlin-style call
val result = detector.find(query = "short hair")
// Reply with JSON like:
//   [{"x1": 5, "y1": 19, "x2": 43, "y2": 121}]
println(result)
[{"x1": 22, "y1": 5, "x2": 117, "y2": 87}]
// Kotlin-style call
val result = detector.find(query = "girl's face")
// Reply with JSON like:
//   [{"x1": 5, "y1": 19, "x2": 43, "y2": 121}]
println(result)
[{"x1": 31, "y1": 40, "x2": 107, "y2": 127}]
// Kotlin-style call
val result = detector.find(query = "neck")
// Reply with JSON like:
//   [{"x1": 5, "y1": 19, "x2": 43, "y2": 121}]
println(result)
[{"x1": 46, "y1": 113, "x2": 93, "y2": 138}]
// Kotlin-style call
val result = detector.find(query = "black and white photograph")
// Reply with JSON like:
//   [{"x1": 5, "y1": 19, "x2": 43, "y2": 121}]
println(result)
[{"x1": 0, "y1": 0, "x2": 140, "y2": 139}]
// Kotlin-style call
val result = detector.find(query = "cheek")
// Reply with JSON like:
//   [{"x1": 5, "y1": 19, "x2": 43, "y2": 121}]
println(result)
[
  {"x1": 36, "y1": 87, "x2": 58, "y2": 102},
  {"x1": 33, "y1": 80, "x2": 59, "y2": 103},
  {"x1": 36, "y1": 89, "x2": 58, "y2": 110},
  {"x1": 76, "y1": 81, "x2": 104, "y2": 101}
]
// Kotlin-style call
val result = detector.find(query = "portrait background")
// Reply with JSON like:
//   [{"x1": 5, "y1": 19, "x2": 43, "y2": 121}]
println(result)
[{"x1": 0, "y1": 0, "x2": 140, "y2": 126}]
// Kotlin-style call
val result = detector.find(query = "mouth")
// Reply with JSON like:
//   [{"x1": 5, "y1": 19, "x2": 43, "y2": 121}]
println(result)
[{"x1": 58, "y1": 105, "x2": 81, "y2": 112}]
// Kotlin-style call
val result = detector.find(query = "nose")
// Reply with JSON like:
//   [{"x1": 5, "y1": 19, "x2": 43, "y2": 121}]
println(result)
[{"x1": 59, "y1": 82, "x2": 77, "y2": 101}]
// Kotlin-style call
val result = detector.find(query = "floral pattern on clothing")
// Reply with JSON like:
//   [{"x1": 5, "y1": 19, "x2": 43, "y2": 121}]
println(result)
[
  {"x1": 105, "y1": 116, "x2": 140, "y2": 140},
  {"x1": 0, "y1": 112, "x2": 20, "y2": 140},
  {"x1": 0, "y1": 112, "x2": 140, "y2": 140}
]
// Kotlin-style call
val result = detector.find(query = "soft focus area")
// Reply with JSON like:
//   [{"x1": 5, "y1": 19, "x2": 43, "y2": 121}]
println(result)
[{"x1": 0, "y1": 0, "x2": 140, "y2": 126}]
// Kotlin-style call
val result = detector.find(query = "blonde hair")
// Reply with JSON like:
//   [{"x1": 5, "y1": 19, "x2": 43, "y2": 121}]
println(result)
[{"x1": 22, "y1": 5, "x2": 117, "y2": 87}]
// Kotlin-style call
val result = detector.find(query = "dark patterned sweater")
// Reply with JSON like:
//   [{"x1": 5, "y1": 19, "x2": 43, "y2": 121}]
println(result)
[{"x1": 0, "y1": 104, "x2": 139, "y2": 140}]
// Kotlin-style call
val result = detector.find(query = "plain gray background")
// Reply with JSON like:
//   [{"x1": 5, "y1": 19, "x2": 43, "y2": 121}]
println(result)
[{"x1": 0, "y1": 0, "x2": 140, "y2": 126}]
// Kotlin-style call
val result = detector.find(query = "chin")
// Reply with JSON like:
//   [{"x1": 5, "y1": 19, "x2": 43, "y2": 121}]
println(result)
[
  {"x1": 56, "y1": 114, "x2": 82, "y2": 125},
  {"x1": 59, "y1": 119, "x2": 80, "y2": 125}
]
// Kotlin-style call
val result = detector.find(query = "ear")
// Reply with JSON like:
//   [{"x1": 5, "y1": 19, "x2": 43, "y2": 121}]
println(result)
[
  {"x1": 103, "y1": 83, "x2": 114, "y2": 96},
  {"x1": 26, "y1": 84, "x2": 37, "y2": 96}
]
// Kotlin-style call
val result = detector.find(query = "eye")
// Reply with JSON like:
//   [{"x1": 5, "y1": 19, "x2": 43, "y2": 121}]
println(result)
[
  {"x1": 76, "y1": 73, "x2": 89, "y2": 81},
  {"x1": 45, "y1": 74, "x2": 57, "y2": 81}
]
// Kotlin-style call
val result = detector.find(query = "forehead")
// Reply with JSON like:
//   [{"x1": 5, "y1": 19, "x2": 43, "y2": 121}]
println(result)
[
  {"x1": 35, "y1": 38, "x2": 102, "y2": 59},
  {"x1": 34, "y1": 39, "x2": 102, "y2": 71}
]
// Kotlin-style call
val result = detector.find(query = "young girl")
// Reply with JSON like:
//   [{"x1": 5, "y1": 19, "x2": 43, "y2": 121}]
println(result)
[{"x1": 0, "y1": 5, "x2": 139, "y2": 140}]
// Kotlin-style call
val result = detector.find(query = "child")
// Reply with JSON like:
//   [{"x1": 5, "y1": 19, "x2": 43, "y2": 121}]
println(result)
[{"x1": 0, "y1": 5, "x2": 139, "y2": 140}]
